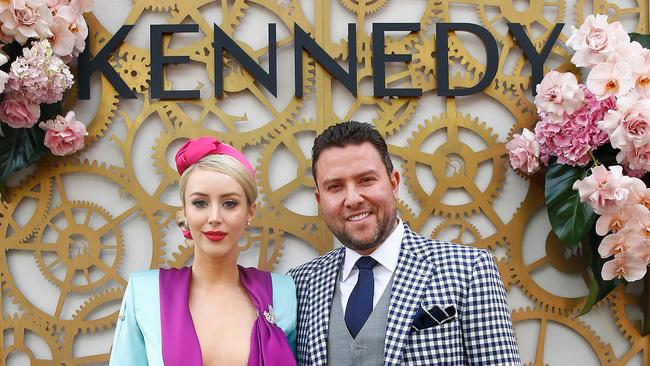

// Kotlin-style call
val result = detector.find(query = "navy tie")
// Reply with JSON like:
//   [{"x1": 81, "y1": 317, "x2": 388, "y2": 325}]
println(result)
[{"x1": 345, "y1": 256, "x2": 378, "y2": 338}]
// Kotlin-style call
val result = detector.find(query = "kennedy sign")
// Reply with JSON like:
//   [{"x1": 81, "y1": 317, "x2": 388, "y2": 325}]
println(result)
[{"x1": 78, "y1": 22, "x2": 564, "y2": 100}]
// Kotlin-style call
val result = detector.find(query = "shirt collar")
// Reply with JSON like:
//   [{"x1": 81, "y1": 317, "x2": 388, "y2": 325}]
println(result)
[{"x1": 341, "y1": 218, "x2": 404, "y2": 281}]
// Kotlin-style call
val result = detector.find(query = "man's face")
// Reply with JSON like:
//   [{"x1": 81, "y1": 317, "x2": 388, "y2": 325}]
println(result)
[{"x1": 314, "y1": 142, "x2": 400, "y2": 254}]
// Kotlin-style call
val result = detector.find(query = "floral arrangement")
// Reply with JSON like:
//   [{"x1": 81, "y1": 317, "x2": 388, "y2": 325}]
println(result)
[
  {"x1": 506, "y1": 14, "x2": 650, "y2": 325},
  {"x1": 0, "y1": 0, "x2": 94, "y2": 196}
]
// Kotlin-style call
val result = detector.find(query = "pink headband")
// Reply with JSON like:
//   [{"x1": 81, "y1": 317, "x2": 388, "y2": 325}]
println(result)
[{"x1": 174, "y1": 136, "x2": 255, "y2": 178}]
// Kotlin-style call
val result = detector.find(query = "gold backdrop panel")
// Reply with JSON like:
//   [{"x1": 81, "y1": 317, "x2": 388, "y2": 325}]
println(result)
[{"x1": 1, "y1": 0, "x2": 649, "y2": 365}]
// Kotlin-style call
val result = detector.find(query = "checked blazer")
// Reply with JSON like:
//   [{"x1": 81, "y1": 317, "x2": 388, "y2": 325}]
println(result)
[{"x1": 287, "y1": 221, "x2": 521, "y2": 366}]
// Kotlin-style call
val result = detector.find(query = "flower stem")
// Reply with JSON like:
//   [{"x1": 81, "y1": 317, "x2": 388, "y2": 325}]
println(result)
[{"x1": 589, "y1": 150, "x2": 600, "y2": 167}]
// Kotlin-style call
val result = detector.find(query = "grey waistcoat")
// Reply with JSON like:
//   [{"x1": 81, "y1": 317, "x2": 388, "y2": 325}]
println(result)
[{"x1": 327, "y1": 278, "x2": 392, "y2": 366}]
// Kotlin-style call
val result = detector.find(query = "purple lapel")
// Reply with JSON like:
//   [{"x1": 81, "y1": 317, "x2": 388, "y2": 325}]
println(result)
[{"x1": 159, "y1": 267, "x2": 203, "y2": 366}]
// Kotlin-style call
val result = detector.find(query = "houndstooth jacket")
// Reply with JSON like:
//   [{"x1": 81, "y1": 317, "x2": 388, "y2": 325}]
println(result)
[{"x1": 287, "y1": 221, "x2": 521, "y2": 366}]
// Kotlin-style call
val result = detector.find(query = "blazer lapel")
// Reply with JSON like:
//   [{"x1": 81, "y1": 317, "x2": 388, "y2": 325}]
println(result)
[
  {"x1": 307, "y1": 248, "x2": 345, "y2": 366},
  {"x1": 384, "y1": 225, "x2": 437, "y2": 366}
]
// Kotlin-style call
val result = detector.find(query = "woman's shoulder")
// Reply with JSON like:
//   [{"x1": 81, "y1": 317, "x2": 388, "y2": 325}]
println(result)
[
  {"x1": 127, "y1": 268, "x2": 160, "y2": 287},
  {"x1": 270, "y1": 272, "x2": 296, "y2": 291}
]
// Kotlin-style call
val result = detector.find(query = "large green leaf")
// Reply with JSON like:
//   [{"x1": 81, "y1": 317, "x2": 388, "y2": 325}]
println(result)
[
  {"x1": 545, "y1": 162, "x2": 597, "y2": 247},
  {"x1": 0, "y1": 125, "x2": 47, "y2": 196},
  {"x1": 580, "y1": 227, "x2": 619, "y2": 314},
  {"x1": 630, "y1": 33, "x2": 650, "y2": 49}
]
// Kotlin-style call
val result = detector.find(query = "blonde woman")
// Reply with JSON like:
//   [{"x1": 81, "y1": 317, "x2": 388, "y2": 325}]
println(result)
[{"x1": 109, "y1": 136, "x2": 297, "y2": 366}]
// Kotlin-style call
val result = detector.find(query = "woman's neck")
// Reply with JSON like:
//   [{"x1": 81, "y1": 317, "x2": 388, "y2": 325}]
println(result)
[{"x1": 191, "y1": 252, "x2": 241, "y2": 290}]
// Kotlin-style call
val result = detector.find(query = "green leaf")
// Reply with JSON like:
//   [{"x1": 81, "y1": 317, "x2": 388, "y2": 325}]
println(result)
[
  {"x1": 629, "y1": 33, "x2": 650, "y2": 49},
  {"x1": 580, "y1": 227, "x2": 619, "y2": 315},
  {"x1": 0, "y1": 125, "x2": 47, "y2": 195},
  {"x1": 545, "y1": 161, "x2": 597, "y2": 247}
]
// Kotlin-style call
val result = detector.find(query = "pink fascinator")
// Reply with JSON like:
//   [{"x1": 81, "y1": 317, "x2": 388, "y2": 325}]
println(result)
[{"x1": 174, "y1": 136, "x2": 255, "y2": 178}]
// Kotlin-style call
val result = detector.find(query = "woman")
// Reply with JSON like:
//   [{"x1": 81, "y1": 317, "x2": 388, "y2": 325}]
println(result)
[{"x1": 109, "y1": 136, "x2": 297, "y2": 366}]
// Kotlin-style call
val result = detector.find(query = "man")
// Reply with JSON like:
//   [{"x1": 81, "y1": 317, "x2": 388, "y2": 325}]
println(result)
[{"x1": 288, "y1": 121, "x2": 520, "y2": 365}]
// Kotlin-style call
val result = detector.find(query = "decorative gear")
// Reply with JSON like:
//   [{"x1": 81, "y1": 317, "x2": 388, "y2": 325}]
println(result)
[
  {"x1": 1, "y1": 314, "x2": 66, "y2": 364},
  {"x1": 431, "y1": 216, "x2": 498, "y2": 250},
  {"x1": 256, "y1": 119, "x2": 332, "y2": 254},
  {"x1": 575, "y1": 0, "x2": 648, "y2": 34},
  {"x1": 507, "y1": 179, "x2": 596, "y2": 314},
  {"x1": 510, "y1": 307, "x2": 616, "y2": 365},
  {"x1": 1, "y1": 159, "x2": 163, "y2": 332},
  {"x1": 610, "y1": 285, "x2": 644, "y2": 343},
  {"x1": 2, "y1": 169, "x2": 54, "y2": 242},
  {"x1": 31, "y1": 201, "x2": 124, "y2": 294},
  {"x1": 337, "y1": 0, "x2": 388, "y2": 16},
  {"x1": 476, "y1": 0, "x2": 566, "y2": 46},
  {"x1": 399, "y1": 110, "x2": 506, "y2": 218}
]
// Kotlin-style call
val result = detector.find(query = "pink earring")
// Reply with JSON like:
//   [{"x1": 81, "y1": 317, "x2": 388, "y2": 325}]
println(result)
[{"x1": 182, "y1": 229, "x2": 193, "y2": 240}]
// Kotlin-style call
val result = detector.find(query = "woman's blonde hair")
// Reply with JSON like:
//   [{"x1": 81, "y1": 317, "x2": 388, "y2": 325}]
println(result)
[{"x1": 176, "y1": 154, "x2": 258, "y2": 232}]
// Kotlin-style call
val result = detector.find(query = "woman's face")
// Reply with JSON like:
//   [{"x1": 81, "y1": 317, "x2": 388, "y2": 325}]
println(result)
[{"x1": 183, "y1": 168, "x2": 255, "y2": 261}]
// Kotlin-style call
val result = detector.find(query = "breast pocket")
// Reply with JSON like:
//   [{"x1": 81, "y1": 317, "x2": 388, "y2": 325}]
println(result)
[{"x1": 402, "y1": 319, "x2": 466, "y2": 366}]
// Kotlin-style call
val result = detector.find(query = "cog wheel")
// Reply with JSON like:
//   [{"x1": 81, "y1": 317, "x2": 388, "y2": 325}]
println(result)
[
  {"x1": 507, "y1": 178, "x2": 598, "y2": 314},
  {"x1": 1, "y1": 159, "x2": 163, "y2": 331},
  {"x1": 67, "y1": 287, "x2": 123, "y2": 338},
  {"x1": 431, "y1": 216, "x2": 499, "y2": 250},
  {"x1": 337, "y1": 0, "x2": 388, "y2": 16},
  {"x1": 399, "y1": 111, "x2": 506, "y2": 218},
  {"x1": 511, "y1": 307, "x2": 616, "y2": 364},
  {"x1": 257, "y1": 119, "x2": 332, "y2": 254},
  {"x1": 576, "y1": 0, "x2": 648, "y2": 35},
  {"x1": 30, "y1": 201, "x2": 124, "y2": 294},
  {"x1": 610, "y1": 285, "x2": 645, "y2": 343},
  {"x1": 1, "y1": 314, "x2": 66, "y2": 364},
  {"x1": 1, "y1": 169, "x2": 54, "y2": 242},
  {"x1": 476, "y1": 0, "x2": 566, "y2": 46}
]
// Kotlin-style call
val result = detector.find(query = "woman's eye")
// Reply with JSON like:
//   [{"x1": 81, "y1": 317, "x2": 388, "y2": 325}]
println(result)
[
  {"x1": 192, "y1": 200, "x2": 207, "y2": 208},
  {"x1": 223, "y1": 200, "x2": 239, "y2": 209}
]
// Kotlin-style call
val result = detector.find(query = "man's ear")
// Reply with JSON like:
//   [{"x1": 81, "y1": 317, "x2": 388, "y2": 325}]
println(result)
[
  {"x1": 390, "y1": 170, "x2": 400, "y2": 198},
  {"x1": 315, "y1": 188, "x2": 320, "y2": 204}
]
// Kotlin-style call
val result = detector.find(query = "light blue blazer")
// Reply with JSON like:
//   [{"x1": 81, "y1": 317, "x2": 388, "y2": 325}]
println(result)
[{"x1": 109, "y1": 269, "x2": 297, "y2": 365}]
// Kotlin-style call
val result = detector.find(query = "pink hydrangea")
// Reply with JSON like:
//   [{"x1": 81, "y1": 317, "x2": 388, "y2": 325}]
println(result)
[
  {"x1": 0, "y1": 92, "x2": 41, "y2": 128},
  {"x1": 534, "y1": 85, "x2": 612, "y2": 166},
  {"x1": 7, "y1": 39, "x2": 74, "y2": 104},
  {"x1": 39, "y1": 111, "x2": 87, "y2": 156},
  {"x1": 566, "y1": 14, "x2": 630, "y2": 67},
  {"x1": 0, "y1": 0, "x2": 54, "y2": 44},
  {"x1": 506, "y1": 128, "x2": 541, "y2": 174}
]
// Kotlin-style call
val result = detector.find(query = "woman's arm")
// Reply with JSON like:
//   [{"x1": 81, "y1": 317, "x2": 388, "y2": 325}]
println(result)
[
  {"x1": 109, "y1": 274, "x2": 149, "y2": 365},
  {"x1": 272, "y1": 273, "x2": 298, "y2": 355}
]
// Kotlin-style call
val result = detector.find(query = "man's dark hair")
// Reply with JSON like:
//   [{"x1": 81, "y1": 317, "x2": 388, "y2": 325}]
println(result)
[{"x1": 311, "y1": 121, "x2": 393, "y2": 183}]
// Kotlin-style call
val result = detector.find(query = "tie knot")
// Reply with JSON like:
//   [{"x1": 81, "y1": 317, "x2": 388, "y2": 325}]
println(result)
[{"x1": 355, "y1": 256, "x2": 378, "y2": 270}]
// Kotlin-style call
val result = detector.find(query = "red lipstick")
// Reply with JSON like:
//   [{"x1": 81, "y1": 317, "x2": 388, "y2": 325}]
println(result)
[{"x1": 202, "y1": 231, "x2": 227, "y2": 241}]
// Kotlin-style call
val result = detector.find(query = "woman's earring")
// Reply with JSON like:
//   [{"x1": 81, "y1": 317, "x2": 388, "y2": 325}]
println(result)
[{"x1": 246, "y1": 220, "x2": 251, "y2": 226}]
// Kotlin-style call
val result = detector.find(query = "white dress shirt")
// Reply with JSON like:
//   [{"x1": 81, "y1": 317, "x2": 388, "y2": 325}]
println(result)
[{"x1": 338, "y1": 218, "x2": 404, "y2": 313}]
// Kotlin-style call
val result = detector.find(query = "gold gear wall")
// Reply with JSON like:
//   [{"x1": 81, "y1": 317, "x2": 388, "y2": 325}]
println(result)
[{"x1": 1, "y1": 0, "x2": 648, "y2": 364}]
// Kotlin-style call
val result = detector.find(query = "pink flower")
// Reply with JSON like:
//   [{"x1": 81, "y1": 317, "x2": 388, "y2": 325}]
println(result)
[
  {"x1": 535, "y1": 71, "x2": 584, "y2": 118},
  {"x1": 506, "y1": 128, "x2": 541, "y2": 174},
  {"x1": 598, "y1": 93, "x2": 650, "y2": 150},
  {"x1": 566, "y1": 14, "x2": 630, "y2": 67},
  {"x1": 39, "y1": 111, "x2": 87, "y2": 156},
  {"x1": 623, "y1": 204, "x2": 650, "y2": 239},
  {"x1": 595, "y1": 206, "x2": 629, "y2": 235},
  {"x1": 598, "y1": 231, "x2": 645, "y2": 257},
  {"x1": 572, "y1": 165, "x2": 638, "y2": 214},
  {"x1": 586, "y1": 61, "x2": 634, "y2": 100},
  {"x1": 634, "y1": 51, "x2": 650, "y2": 98},
  {"x1": 0, "y1": 0, "x2": 54, "y2": 44},
  {"x1": 616, "y1": 144, "x2": 650, "y2": 173},
  {"x1": 50, "y1": 5, "x2": 88, "y2": 59},
  {"x1": 7, "y1": 40, "x2": 74, "y2": 104},
  {"x1": 601, "y1": 254, "x2": 647, "y2": 281},
  {"x1": 0, "y1": 92, "x2": 41, "y2": 128}
]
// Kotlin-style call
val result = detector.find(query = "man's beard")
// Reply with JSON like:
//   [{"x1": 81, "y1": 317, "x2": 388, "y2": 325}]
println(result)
[{"x1": 330, "y1": 211, "x2": 398, "y2": 252}]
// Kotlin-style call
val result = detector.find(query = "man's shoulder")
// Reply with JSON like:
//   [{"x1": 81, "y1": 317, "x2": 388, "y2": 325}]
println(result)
[
  {"x1": 288, "y1": 247, "x2": 343, "y2": 281},
  {"x1": 405, "y1": 227, "x2": 489, "y2": 265}
]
